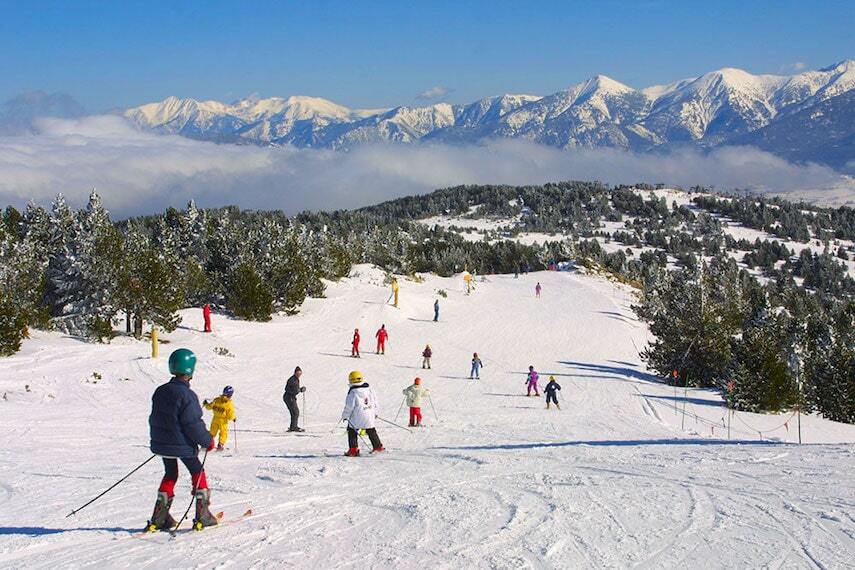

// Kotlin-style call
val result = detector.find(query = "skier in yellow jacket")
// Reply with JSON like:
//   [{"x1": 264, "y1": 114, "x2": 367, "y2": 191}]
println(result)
[
  {"x1": 203, "y1": 386, "x2": 236, "y2": 451},
  {"x1": 391, "y1": 277, "x2": 400, "y2": 307}
]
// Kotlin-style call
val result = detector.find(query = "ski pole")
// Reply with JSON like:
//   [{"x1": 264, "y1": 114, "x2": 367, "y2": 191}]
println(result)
[
  {"x1": 328, "y1": 418, "x2": 346, "y2": 435},
  {"x1": 428, "y1": 394, "x2": 439, "y2": 422},
  {"x1": 394, "y1": 397, "x2": 405, "y2": 422},
  {"x1": 233, "y1": 420, "x2": 238, "y2": 454},
  {"x1": 376, "y1": 416, "x2": 413, "y2": 433},
  {"x1": 171, "y1": 448, "x2": 209, "y2": 535},
  {"x1": 302, "y1": 391, "x2": 307, "y2": 429},
  {"x1": 66, "y1": 454, "x2": 156, "y2": 518}
]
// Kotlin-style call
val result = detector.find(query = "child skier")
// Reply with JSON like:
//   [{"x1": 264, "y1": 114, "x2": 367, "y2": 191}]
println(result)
[
  {"x1": 433, "y1": 299, "x2": 440, "y2": 322},
  {"x1": 341, "y1": 371, "x2": 384, "y2": 456},
  {"x1": 535, "y1": 282, "x2": 542, "y2": 298},
  {"x1": 351, "y1": 328, "x2": 361, "y2": 358},
  {"x1": 403, "y1": 377, "x2": 430, "y2": 427},
  {"x1": 544, "y1": 375, "x2": 561, "y2": 409},
  {"x1": 147, "y1": 348, "x2": 218, "y2": 531},
  {"x1": 470, "y1": 352, "x2": 483, "y2": 379},
  {"x1": 526, "y1": 365, "x2": 540, "y2": 396},
  {"x1": 375, "y1": 324, "x2": 389, "y2": 355},
  {"x1": 203, "y1": 386, "x2": 237, "y2": 451},
  {"x1": 422, "y1": 344, "x2": 432, "y2": 369}
]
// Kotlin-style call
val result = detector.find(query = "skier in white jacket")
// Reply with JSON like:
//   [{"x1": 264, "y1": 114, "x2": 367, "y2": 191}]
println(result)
[{"x1": 341, "y1": 370, "x2": 385, "y2": 456}]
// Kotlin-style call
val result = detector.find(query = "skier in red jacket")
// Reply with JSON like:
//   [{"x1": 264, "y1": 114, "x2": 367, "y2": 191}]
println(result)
[
  {"x1": 375, "y1": 324, "x2": 389, "y2": 355},
  {"x1": 202, "y1": 303, "x2": 212, "y2": 333},
  {"x1": 351, "y1": 328, "x2": 361, "y2": 358}
]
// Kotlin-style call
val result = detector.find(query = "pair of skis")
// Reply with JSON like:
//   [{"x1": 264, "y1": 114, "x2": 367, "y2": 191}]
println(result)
[{"x1": 135, "y1": 508, "x2": 254, "y2": 539}]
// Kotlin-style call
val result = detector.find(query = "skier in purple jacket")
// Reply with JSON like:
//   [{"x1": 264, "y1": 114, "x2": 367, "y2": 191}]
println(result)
[{"x1": 525, "y1": 365, "x2": 540, "y2": 396}]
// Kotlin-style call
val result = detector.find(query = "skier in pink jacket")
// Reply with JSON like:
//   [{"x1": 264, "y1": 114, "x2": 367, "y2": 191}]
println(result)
[{"x1": 526, "y1": 365, "x2": 540, "y2": 396}]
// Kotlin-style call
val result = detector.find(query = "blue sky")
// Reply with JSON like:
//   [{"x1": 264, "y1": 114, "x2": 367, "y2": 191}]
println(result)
[{"x1": 1, "y1": 0, "x2": 853, "y2": 111}]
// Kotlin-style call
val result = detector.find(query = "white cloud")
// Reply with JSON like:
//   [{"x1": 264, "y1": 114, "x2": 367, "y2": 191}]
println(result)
[
  {"x1": 780, "y1": 61, "x2": 808, "y2": 74},
  {"x1": 0, "y1": 115, "x2": 851, "y2": 218},
  {"x1": 417, "y1": 86, "x2": 451, "y2": 100}
]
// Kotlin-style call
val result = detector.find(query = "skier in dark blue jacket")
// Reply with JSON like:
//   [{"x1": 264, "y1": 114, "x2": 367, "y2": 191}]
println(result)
[
  {"x1": 544, "y1": 375, "x2": 561, "y2": 410},
  {"x1": 146, "y1": 348, "x2": 218, "y2": 532}
]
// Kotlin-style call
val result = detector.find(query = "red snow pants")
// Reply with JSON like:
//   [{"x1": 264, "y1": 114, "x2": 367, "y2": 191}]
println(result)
[{"x1": 409, "y1": 407, "x2": 422, "y2": 426}]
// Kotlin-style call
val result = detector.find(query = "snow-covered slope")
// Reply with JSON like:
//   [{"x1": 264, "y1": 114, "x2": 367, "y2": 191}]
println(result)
[
  {"x1": 121, "y1": 61, "x2": 855, "y2": 167},
  {"x1": 2, "y1": 266, "x2": 854, "y2": 568}
]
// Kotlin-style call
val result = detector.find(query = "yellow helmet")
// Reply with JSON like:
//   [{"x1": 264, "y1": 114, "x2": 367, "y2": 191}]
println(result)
[{"x1": 348, "y1": 370, "x2": 364, "y2": 384}]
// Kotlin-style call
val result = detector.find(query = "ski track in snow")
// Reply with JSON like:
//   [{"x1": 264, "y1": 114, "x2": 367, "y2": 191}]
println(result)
[{"x1": 1, "y1": 266, "x2": 854, "y2": 569}]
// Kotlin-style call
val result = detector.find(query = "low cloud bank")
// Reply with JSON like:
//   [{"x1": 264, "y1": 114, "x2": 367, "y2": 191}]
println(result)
[{"x1": 0, "y1": 115, "x2": 851, "y2": 218}]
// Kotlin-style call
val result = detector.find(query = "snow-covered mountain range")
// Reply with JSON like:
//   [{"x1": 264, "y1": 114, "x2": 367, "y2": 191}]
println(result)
[{"x1": 124, "y1": 61, "x2": 855, "y2": 170}]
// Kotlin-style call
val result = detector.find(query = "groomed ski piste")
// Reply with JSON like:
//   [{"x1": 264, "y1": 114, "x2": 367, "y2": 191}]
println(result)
[{"x1": 1, "y1": 265, "x2": 854, "y2": 568}]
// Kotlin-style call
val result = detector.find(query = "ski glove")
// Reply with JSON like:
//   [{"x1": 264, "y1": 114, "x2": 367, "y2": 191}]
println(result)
[{"x1": 300, "y1": 386, "x2": 306, "y2": 393}]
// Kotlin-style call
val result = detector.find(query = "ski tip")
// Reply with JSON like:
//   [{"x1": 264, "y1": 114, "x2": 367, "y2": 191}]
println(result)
[
  {"x1": 216, "y1": 511, "x2": 225, "y2": 520},
  {"x1": 243, "y1": 509, "x2": 253, "y2": 517}
]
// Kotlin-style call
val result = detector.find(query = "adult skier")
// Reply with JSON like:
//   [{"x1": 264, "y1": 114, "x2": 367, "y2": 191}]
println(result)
[
  {"x1": 375, "y1": 324, "x2": 389, "y2": 355},
  {"x1": 202, "y1": 303, "x2": 212, "y2": 333},
  {"x1": 470, "y1": 352, "x2": 483, "y2": 379},
  {"x1": 433, "y1": 299, "x2": 440, "y2": 322},
  {"x1": 544, "y1": 376, "x2": 561, "y2": 409},
  {"x1": 341, "y1": 371, "x2": 384, "y2": 456},
  {"x1": 283, "y1": 366, "x2": 306, "y2": 432},
  {"x1": 203, "y1": 386, "x2": 236, "y2": 451},
  {"x1": 535, "y1": 282, "x2": 542, "y2": 298},
  {"x1": 147, "y1": 348, "x2": 218, "y2": 531},
  {"x1": 391, "y1": 277, "x2": 400, "y2": 307},
  {"x1": 526, "y1": 365, "x2": 540, "y2": 396},
  {"x1": 403, "y1": 377, "x2": 430, "y2": 427},
  {"x1": 351, "y1": 328, "x2": 361, "y2": 358},
  {"x1": 422, "y1": 344, "x2": 432, "y2": 369}
]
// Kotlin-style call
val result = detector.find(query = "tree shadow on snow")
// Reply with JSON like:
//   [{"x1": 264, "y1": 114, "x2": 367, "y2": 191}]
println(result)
[
  {"x1": 0, "y1": 526, "x2": 139, "y2": 536},
  {"x1": 607, "y1": 359, "x2": 638, "y2": 368},
  {"x1": 638, "y1": 394, "x2": 725, "y2": 408},
  {"x1": 556, "y1": 361, "x2": 665, "y2": 385},
  {"x1": 434, "y1": 438, "x2": 787, "y2": 452}
]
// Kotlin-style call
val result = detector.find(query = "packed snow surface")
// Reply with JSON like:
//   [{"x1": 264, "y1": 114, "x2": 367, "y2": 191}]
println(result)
[{"x1": 2, "y1": 267, "x2": 854, "y2": 568}]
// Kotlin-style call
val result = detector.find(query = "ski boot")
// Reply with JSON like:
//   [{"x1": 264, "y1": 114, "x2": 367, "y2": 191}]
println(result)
[
  {"x1": 371, "y1": 446, "x2": 386, "y2": 454},
  {"x1": 344, "y1": 447, "x2": 360, "y2": 457},
  {"x1": 216, "y1": 443, "x2": 224, "y2": 451},
  {"x1": 193, "y1": 489, "x2": 219, "y2": 530},
  {"x1": 145, "y1": 492, "x2": 177, "y2": 532}
]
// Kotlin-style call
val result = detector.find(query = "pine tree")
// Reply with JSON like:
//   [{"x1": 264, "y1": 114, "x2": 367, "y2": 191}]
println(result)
[
  {"x1": 226, "y1": 261, "x2": 273, "y2": 321},
  {"x1": 115, "y1": 225, "x2": 185, "y2": 336},
  {"x1": 44, "y1": 192, "x2": 122, "y2": 340}
]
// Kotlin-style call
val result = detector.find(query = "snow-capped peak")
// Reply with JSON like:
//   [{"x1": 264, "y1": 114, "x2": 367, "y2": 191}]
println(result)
[{"x1": 122, "y1": 60, "x2": 855, "y2": 166}]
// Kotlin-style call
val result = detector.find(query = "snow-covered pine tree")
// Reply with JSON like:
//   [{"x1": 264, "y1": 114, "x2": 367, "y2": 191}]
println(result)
[
  {"x1": 115, "y1": 224, "x2": 185, "y2": 336},
  {"x1": 45, "y1": 192, "x2": 122, "y2": 340},
  {"x1": 635, "y1": 255, "x2": 749, "y2": 388}
]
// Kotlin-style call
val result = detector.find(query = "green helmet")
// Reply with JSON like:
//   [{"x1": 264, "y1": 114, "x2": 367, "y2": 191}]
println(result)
[{"x1": 168, "y1": 348, "x2": 197, "y2": 377}]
